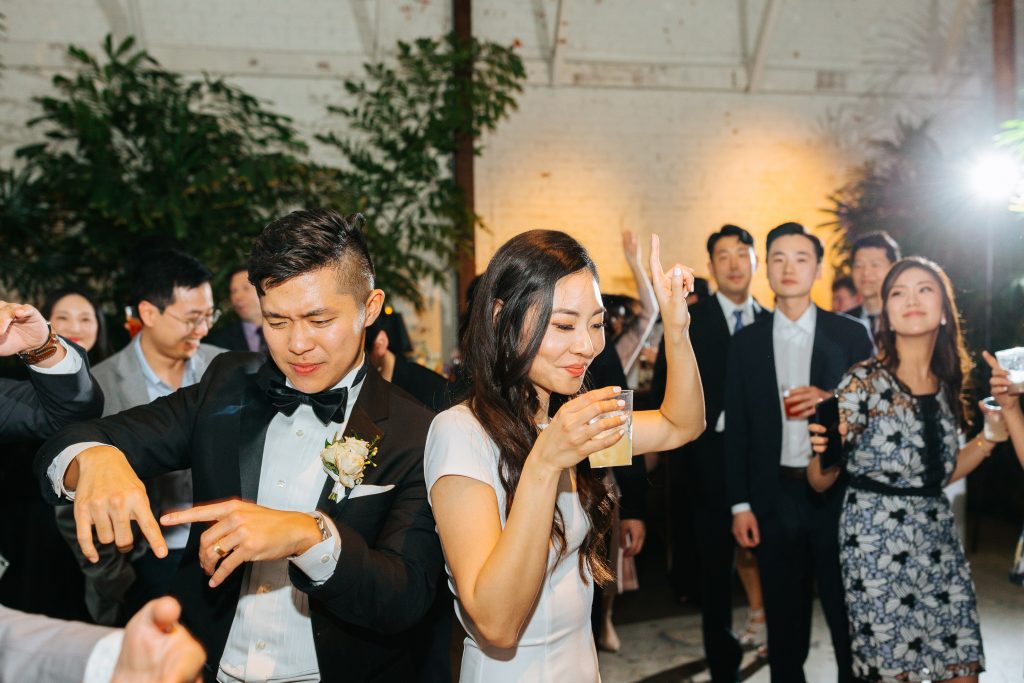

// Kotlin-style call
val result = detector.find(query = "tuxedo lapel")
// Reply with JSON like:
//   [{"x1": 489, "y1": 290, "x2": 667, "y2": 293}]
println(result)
[
  {"x1": 239, "y1": 361, "x2": 282, "y2": 501},
  {"x1": 706, "y1": 295, "x2": 731, "y2": 344},
  {"x1": 755, "y1": 314, "x2": 783, "y2": 434},
  {"x1": 810, "y1": 307, "x2": 837, "y2": 389},
  {"x1": 317, "y1": 369, "x2": 389, "y2": 511}
]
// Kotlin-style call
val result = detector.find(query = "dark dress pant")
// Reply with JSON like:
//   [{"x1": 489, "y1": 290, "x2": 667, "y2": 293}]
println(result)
[{"x1": 756, "y1": 475, "x2": 852, "y2": 683}]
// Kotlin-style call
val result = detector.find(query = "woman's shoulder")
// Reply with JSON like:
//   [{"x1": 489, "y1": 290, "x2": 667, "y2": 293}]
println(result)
[
  {"x1": 425, "y1": 403, "x2": 501, "y2": 491},
  {"x1": 430, "y1": 403, "x2": 490, "y2": 440}
]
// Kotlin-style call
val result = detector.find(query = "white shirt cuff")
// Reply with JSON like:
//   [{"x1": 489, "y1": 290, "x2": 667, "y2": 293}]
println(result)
[
  {"x1": 290, "y1": 514, "x2": 341, "y2": 585},
  {"x1": 83, "y1": 629, "x2": 124, "y2": 683},
  {"x1": 46, "y1": 442, "x2": 110, "y2": 500},
  {"x1": 27, "y1": 338, "x2": 82, "y2": 375},
  {"x1": 731, "y1": 503, "x2": 752, "y2": 515}
]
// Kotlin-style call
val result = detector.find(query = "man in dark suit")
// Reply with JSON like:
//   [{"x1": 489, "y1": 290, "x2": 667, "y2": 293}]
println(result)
[
  {"x1": 652, "y1": 225, "x2": 770, "y2": 682},
  {"x1": 726, "y1": 222, "x2": 873, "y2": 683},
  {"x1": 36, "y1": 209, "x2": 443, "y2": 682},
  {"x1": 206, "y1": 266, "x2": 268, "y2": 354},
  {"x1": 845, "y1": 231, "x2": 900, "y2": 340},
  {"x1": 365, "y1": 310, "x2": 453, "y2": 414}
]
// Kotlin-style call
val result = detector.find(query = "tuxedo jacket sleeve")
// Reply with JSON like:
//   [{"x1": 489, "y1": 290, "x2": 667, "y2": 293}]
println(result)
[
  {"x1": 0, "y1": 343, "x2": 103, "y2": 443},
  {"x1": 0, "y1": 604, "x2": 116, "y2": 683},
  {"x1": 724, "y1": 329, "x2": 753, "y2": 508}
]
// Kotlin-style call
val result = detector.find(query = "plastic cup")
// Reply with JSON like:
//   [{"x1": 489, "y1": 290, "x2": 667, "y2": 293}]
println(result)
[
  {"x1": 588, "y1": 389, "x2": 633, "y2": 468},
  {"x1": 781, "y1": 384, "x2": 803, "y2": 419},
  {"x1": 995, "y1": 348, "x2": 1024, "y2": 395},
  {"x1": 982, "y1": 397, "x2": 1009, "y2": 442}
]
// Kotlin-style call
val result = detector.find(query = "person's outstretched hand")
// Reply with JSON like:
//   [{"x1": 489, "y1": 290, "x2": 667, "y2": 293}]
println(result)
[
  {"x1": 648, "y1": 234, "x2": 695, "y2": 341},
  {"x1": 112, "y1": 596, "x2": 205, "y2": 683}
]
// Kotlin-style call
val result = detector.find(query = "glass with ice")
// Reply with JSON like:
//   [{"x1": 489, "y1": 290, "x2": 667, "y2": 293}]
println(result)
[
  {"x1": 588, "y1": 389, "x2": 633, "y2": 468},
  {"x1": 982, "y1": 397, "x2": 1009, "y2": 442},
  {"x1": 995, "y1": 348, "x2": 1024, "y2": 395}
]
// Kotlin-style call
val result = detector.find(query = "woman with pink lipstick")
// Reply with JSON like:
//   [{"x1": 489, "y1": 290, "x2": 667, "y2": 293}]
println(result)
[
  {"x1": 424, "y1": 229, "x2": 704, "y2": 681},
  {"x1": 809, "y1": 257, "x2": 991, "y2": 682}
]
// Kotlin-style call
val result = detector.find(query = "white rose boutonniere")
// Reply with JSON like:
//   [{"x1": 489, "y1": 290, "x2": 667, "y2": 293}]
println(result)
[{"x1": 320, "y1": 433, "x2": 380, "y2": 502}]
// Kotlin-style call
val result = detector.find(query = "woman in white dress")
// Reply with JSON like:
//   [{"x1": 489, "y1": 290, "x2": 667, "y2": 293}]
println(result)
[{"x1": 425, "y1": 229, "x2": 704, "y2": 681}]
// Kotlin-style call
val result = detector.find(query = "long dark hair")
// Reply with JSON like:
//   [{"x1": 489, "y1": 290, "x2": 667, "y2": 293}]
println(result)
[
  {"x1": 42, "y1": 287, "x2": 111, "y2": 364},
  {"x1": 876, "y1": 257, "x2": 972, "y2": 426},
  {"x1": 462, "y1": 229, "x2": 615, "y2": 586}
]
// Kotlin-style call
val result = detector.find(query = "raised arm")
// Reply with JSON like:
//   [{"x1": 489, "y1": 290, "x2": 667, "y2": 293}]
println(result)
[
  {"x1": 429, "y1": 389, "x2": 625, "y2": 648},
  {"x1": 983, "y1": 350, "x2": 1024, "y2": 469},
  {"x1": 616, "y1": 230, "x2": 659, "y2": 375},
  {"x1": 632, "y1": 235, "x2": 705, "y2": 455}
]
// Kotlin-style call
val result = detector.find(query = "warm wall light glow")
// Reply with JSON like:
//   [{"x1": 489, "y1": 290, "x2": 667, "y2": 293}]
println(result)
[{"x1": 969, "y1": 152, "x2": 1022, "y2": 202}]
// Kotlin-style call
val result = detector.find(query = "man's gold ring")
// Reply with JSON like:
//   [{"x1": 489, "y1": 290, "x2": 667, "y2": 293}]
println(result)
[{"x1": 214, "y1": 544, "x2": 229, "y2": 558}]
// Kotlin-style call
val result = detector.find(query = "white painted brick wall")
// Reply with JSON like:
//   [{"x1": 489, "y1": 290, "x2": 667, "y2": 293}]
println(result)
[{"x1": 0, "y1": 0, "x2": 1002, "y2": 361}]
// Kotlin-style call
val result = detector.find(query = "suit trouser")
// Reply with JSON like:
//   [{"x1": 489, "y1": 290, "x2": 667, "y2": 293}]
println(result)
[
  {"x1": 756, "y1": 476, "x2": 852, "y2": 683},
  {"x1": 687, "y1": 434, "x2": 743, "y2": 683}
]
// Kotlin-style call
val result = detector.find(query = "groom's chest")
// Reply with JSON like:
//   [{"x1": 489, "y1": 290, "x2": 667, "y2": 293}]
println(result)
[{"x1": 254, "y1": 409, "x2": 337, "y2": 511}]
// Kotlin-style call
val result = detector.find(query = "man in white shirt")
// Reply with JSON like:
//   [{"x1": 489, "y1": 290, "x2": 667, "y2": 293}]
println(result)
[
  {"x1": 725, "y1": 223, "x2": 873, "y2": 683},
  {"x1": 34, "y1": 209, "x2": 443, "y2": 682}
]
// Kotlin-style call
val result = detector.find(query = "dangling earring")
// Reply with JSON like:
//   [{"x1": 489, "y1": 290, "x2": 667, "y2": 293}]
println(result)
[{"x1": 940, "y1": 316, "x2": 948, "y2": 326}]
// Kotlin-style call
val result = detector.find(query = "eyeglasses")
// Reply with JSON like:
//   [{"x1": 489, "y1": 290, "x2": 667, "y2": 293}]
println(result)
[{"x1": 163, "y1": 309, "x2": 221, "y2": 332}]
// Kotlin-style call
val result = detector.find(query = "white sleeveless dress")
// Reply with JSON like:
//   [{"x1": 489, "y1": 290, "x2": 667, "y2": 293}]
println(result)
[{"x1": 424, "y1": 405, "x2": 600, "y2": 682}]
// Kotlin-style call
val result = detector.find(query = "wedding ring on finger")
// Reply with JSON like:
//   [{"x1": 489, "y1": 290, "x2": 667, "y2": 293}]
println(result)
[{"x1": 214, "y1": 544, "x2": 230, "y2": 558}]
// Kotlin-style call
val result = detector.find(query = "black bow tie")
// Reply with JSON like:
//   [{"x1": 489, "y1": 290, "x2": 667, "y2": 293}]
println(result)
[{"x1": 265, "y1": 362, "x2": 368, "y2": 425}]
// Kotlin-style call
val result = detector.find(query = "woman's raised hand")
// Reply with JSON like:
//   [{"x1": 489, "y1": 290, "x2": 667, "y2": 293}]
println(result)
[
  {"x1": 649, "y1": 234, "x2": 695, "y2": 341},
  {"x1": 983, "y1": 351, "x2": 1022, "y2": 414},
  {"x1": 531, "y1": 386, "x2": 627, "y2": 472}
]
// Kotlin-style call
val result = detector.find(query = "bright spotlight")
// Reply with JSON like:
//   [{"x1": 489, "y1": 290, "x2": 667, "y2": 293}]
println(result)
[{"x1": 969, "y1": 152, "x2": 1021, "y2": 202}]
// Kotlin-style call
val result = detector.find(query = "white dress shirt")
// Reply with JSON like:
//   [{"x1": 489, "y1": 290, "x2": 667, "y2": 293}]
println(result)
[
  {"x1": 773, "y1": 305, "x2": 816, "y2": 467},
  {"x1": 48, "y1": 359, "x2": 368, "y2": 682},
  {"x1": 731, "y1": 305, "x2": 816, "y2": 516},
  {"x1": 714, "y1": 292, "x2": 757, "y2": 433}
]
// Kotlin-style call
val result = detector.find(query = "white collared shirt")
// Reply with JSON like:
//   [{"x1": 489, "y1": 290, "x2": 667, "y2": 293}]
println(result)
[
  {"x1": 773, "y1": 305, "x2": 817, "y2": 468},
  {"x1": 216, "y1": 361, "x2": 364, "y2": 683},
  {"x1": 714, "y1": 292, "x2": 758, "y2": 433}
]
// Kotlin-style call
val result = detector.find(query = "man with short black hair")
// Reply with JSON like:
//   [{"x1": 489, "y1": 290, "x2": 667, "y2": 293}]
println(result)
[
  {"x1": 653, "y1": 224, "x2": 770, "y2": 682},
  {"x1": 56, "y1": 248, "x2": 225, "y2": 626},
  {"x1": 830, "y1": 275, "x2": 861, "y2": 314},
  {"x1": 726, "y1": 222, "x2": 872, "y2": 683},
  {"x1": 847, "y1": 231, "x2": 901, "y2": 336},
  {"x1": 38, "y1": 209, "x2": 443, "y2": 682}
]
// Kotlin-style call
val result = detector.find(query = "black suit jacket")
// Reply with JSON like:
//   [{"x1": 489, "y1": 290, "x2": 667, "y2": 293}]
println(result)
[
  {"x1": 724, "y1": 307, "x2": 873, "y2": 516},
  {"x1": 1, "y1": 342, "x2": 103, "y2": 442},
  {"x1": 204, "y1": 318, "x2": 251, "y2": 353},
  {"x1": 389, "y1": 354, "x2": 454, "y2": 414},
  {"x1": 36, "y1": 353, "x2": 443, "y2": 682}
]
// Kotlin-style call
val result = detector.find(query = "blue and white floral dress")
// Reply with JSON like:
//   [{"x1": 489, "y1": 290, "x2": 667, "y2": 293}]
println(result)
[{"x1": 836, "y1": 359, "x2": 984, "y2": 682}]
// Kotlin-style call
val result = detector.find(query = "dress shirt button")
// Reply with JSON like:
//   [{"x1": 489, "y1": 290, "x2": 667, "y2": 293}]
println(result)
[
  {"x1": 320, "y1": 554, "x2": 330, "y2": 564},
  {"x1": 296, "y1": 429, "x2": 304, "y2": 437},
  {"x1": 276, "y1": 479, "x2": 285, "y2": 488},
  {"x1": 256, "y1": 583, "x2": 271, "y2": 594},
  {"x1": 256, "y1": 640, "x2": 266, "y2": 651}
]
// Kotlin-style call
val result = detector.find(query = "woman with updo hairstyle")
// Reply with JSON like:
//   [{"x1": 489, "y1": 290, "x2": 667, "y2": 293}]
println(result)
[
  {"x1": 424, "y1": 229, "x2": 704, "y2": 680},
  {"x1": 810, "y1": 256, "x2": 990, "y2": 682}
]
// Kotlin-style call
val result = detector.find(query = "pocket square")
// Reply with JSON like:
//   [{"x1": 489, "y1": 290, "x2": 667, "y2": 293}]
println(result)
[{"x1": 347, "y1": 483, "x2": 396, "y2": 500}]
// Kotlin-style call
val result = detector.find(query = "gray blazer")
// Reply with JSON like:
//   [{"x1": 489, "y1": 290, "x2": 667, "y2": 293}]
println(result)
[
  {"x1": 56, "y1": 341, "x2": 226, "y2": 625},
  {"x1": 0, "y1": 604, "x2": 115, "y2": 683}
]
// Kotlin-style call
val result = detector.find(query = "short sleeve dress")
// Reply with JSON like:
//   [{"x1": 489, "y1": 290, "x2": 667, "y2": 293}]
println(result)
[
  {"x1": 836, "y1": 359, "x2": 984, "y2": 682},
  {"x1": 423, "y1": 405, "x2": 600, "y2": 682}
]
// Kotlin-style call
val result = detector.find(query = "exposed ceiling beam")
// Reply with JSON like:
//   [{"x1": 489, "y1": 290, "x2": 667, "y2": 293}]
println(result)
[
  {"x1": 348, "y1": 0, "x2": 378, "y2": 59},
  {"x1": 746, "y1": 0, "x2": 783, "y2": 93},
  {"x1": 938, "y1": 0, "x2": 976, "y2": 74},
  {"x1": 549, "y1": 0, "x2": 569, "y2": 86}
]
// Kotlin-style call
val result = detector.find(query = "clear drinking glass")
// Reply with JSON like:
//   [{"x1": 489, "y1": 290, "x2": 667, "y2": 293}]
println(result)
[
  {"x1": 995, "y1": 348, "x2": 1024, "y2": 395},
  {"x1": 588, "y1": 389, "x2": 633, "y2": 468},
  {"x1": 982, "y1": 397, "x2": 1009, "y2": 442}
]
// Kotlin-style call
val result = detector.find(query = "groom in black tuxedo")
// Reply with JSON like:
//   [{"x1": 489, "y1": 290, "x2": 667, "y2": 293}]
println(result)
[
  {"x1": 725, "y1": 222, "x2": 872, "y2": 683},
  {"x1": 36, "y1": 209, "x2": 443, "y2": 682}
]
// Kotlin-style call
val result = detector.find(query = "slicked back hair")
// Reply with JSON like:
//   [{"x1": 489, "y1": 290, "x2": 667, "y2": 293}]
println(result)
[{"x1": 248, "y1": 209, "x2": 375, "y2": 302}]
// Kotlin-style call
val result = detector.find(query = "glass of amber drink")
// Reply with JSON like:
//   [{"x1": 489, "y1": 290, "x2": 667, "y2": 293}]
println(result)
[{"x1": 588, "y1": 390, "x2": 633, "y2": 468}]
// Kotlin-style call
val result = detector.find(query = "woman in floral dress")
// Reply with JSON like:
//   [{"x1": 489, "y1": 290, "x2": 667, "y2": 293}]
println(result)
[{"x1": 809, "y1": 257, "x2": 995, "y2": 683}]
